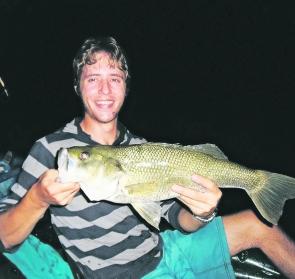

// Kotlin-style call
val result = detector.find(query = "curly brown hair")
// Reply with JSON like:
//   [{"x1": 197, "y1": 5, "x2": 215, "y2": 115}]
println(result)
[{"x1": 73, "y1": 37, "x2": 130, "y2": 96}]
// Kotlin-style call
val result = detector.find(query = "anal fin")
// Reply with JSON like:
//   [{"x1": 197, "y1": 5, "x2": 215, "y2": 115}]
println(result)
[{"x1": 131, "y1": 201, "x2": 162, "y2": 230}]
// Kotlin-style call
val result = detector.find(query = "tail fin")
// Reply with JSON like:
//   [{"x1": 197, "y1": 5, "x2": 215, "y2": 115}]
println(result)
[{"x1": 248, "y1": 171, "x2": 295, "y2": 225}]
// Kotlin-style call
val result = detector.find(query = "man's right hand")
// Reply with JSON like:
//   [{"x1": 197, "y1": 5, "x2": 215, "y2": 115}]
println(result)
[
  {"x1": 30, "y1": 169, "x2": 80, "y2": 208},
  {"x1": 0, "y1": 169, "x2": 80, "y2": 249}
]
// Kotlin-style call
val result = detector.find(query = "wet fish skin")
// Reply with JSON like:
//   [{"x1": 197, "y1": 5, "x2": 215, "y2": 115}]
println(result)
[{"x1": 57, "y1": 143, "x2": 295, "y2": 229}]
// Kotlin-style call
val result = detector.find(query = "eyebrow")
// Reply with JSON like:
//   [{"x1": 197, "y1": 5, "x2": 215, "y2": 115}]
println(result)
[{"x1": 84, "y1": 73, "x2": 125, "y2": 79}]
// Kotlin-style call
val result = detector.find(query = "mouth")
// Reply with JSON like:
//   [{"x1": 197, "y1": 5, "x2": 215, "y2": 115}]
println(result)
[
  {"x1": 57, "y1": 148, "x2": 69, "y2": 182},
  {"x1": 95, "y1": 100, "x2": 114, "y2": 108}
]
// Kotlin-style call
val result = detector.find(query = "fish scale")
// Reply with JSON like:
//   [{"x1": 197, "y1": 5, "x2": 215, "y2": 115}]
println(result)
[
  {"x1": 114, "y1": 144, "x2": 256, "y2": 191},
  {"x1": 57, "y1": 142, "x2": 295, "y2": 229}
]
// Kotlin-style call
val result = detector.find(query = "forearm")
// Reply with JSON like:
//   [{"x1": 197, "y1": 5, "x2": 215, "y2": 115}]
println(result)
[
  {"x1": 0, "y1": 184, "x2": 49, "y2": 249},
  {"x1": 178, "y1": 207, "x2": 205, "y2": 232}
]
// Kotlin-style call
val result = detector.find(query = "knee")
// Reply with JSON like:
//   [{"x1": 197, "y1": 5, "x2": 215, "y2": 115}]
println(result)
[
  {"x1": 238, "y1": 210, "x2": 276, "y2": 248},
  {"x1": 223, "y1": 209, "x2": 274, "y2": 252}
]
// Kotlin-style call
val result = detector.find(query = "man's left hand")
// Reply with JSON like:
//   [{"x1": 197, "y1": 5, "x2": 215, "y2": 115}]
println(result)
[{"x1": 171, "y1": 174, "x2": 222, "y2": 219}]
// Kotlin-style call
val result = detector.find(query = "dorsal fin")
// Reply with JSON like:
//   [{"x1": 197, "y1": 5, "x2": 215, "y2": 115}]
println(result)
[{"x1": 185, "y1": 143, "x2": 228, "y2": 160}]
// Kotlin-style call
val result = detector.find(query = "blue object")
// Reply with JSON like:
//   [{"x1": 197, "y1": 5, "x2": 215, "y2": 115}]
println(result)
[
  {"x1": 3, "y1": 235, "x2": 73, "y2": 279},
  {"x1": 0, "y1": 177, "x2": 15, "y2": 199},
  {"x1": 0, "y1": 151, "x2": 12, "y2": 174},
  {"x1": 143, "y1": 217, "x2": 235, "y2": 279},
  {"x1": 0, "y1": 150, "x2": 74, "y2": 278}
]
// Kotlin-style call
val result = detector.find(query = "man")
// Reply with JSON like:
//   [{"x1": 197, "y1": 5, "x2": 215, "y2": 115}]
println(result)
[{"x1": 0, "y1": 37, "x2": 294, "y2": 278}]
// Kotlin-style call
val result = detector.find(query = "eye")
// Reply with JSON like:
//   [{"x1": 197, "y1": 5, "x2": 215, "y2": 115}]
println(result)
[
  {"x1": 110, "y1": 77, "x2": 123, "y2": 84},
  {"x1": 79, "y1": 151, "x2": 90, "y2": 161},
  {"x1": 87, "y1": 77, "x2": 96, "y2": 83}
]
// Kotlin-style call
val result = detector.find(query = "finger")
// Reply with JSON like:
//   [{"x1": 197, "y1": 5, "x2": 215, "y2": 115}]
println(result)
[
  {"x1": 45, "y1": 182, "x2": 80, "y2": 197},
  {"x1": 178, "y1": 194, "x2": 215, "y2": 210},
  {"x1": 57, "y1": 182, "x2": 81, "y2": 193},
  {"x1": 173, "y1": 184, "x2": 220, "y2": 210},
  {"x1": 46, "y1": 169, "x2": 59, "y2": 177},
  {"x1": 192, "y1": 174, "x2": 219, "y2": 190},
  {"x1": 178, "y1": 197, "x2": 212, "y2": 217},
  {"x1": 60, "y1": 188, "x2": 80, "y2": 205},
  {"x1": 53, "y1": 187, "x2": 80, "y2": 205},
  {"x1": 177, "y1": 195, "x2": 203, "y2": 209},
  {"x1": 172, "y1": 184, "x2": 207, "y2": 200},
  {"x1": 178, "y1": 195, "x2": 217, "y2": 216},
  {"x1": 40, "y1": 169, "x2": 59, "y2": 183}
]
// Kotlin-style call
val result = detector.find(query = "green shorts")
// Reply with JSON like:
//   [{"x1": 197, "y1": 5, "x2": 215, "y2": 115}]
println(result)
[{"x1": 143, "y1": 217, "x2": 235, "y2": 279}]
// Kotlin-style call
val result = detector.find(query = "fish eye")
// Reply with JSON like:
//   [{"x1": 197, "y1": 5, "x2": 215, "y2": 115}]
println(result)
[{"x1": 79, "y1": 151, "x2": 90, "y2": 161}]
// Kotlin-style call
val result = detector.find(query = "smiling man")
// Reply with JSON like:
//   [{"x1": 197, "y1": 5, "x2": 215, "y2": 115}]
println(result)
[
  {"x1": 0, "y1": 37, "x2": 294, "y2": 279},
  {"x1": 78, "y1": 51, "x2": 127, "y2": 144}
]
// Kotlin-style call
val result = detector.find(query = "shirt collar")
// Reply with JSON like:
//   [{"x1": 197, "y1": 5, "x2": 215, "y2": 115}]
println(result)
[{"x1": 74, "y1": 117, "x2": 127, "y2": 146}]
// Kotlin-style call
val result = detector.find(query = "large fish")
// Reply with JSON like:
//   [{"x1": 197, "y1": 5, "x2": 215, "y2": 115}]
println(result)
[{"x1": 57, "y1": 143, "x2": 295, "y2": 229}]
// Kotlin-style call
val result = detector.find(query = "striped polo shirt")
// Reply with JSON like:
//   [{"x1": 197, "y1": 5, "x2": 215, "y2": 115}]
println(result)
[{"x1": 0, "y1": 118, "x2": 182, "y2": 278}]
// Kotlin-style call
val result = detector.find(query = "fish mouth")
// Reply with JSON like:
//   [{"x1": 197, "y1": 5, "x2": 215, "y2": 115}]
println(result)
[{"x1": 57, "y1": 148, "x2": 69, "y2": 182}]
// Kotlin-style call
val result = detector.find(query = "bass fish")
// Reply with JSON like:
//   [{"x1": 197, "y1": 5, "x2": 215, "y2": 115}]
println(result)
[{"x1": 57, "y1": 143, "x2": 295, "y2": 229}]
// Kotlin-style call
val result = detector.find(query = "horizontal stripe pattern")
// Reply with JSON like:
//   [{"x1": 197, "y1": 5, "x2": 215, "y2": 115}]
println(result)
[
  {"x1": 65, "y1": 195, "x2": 98, "y2": 212},
  {"x1": 59, "y1": 223, "x2": 149, "y2": 251},
  {"x1": 66, "y1": 234, "x2": 159, "y2": 271},
  {"x1": 23, "y1": 155, "x2": 48, "y2": 179},
  {"x1": 0, "y1": 117, "x2": 180, "y2": 278},
  {"x1": 10, "y1": 183, "x2": 27, "y2": 198},
  {"x1": 39, "y1": 137, "x2": 88, "y2": 157}
]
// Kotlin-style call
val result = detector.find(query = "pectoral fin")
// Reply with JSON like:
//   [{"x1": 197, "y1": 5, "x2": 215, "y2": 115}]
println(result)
[
  {"x1": 125, "y1": 182, "x2": 159, "y2": 197},
  {"x1": 131, "y1": 201, "x2": 162, "y2": 230}
]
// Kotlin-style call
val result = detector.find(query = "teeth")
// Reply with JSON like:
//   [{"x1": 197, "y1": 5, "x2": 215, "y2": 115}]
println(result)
[{"x1": 96, "y1": 100, "x2": 112, "y2": 104}]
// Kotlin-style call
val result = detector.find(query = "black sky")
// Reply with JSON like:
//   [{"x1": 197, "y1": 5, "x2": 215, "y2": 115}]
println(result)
[{"x1": 1, "y1": 0, "x2": 295, "y2": 234}]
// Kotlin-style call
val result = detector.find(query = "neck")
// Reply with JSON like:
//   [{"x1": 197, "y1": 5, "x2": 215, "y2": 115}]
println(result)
[{"x1": 80, "y1": 115, "x2": 119, "y2": 145}]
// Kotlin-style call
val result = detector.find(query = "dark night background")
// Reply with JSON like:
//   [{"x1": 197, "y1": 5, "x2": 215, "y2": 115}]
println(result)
[{"x1": 1, "y1": 0, "x2": 295, "y2": 239}]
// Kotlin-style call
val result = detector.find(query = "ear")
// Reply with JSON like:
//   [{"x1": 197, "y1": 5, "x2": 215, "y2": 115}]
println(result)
[{"x1": 74, "y1": 85, "x2": 80, "y2": 96}]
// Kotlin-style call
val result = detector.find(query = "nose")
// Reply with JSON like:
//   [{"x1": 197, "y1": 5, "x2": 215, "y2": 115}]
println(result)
[{"x1": 99, "y1": 79, "x2": 110, "y2": 95}]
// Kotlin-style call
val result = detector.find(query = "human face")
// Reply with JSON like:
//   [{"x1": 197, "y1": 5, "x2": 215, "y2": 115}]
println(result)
[{"x1": 79, "y1": 52, "x2": 126, "y2": 125}]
